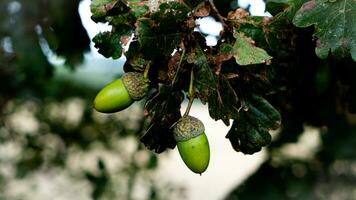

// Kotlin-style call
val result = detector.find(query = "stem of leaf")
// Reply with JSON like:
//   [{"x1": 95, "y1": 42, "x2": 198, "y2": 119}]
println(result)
[
  {"x1": 184, "y1": 69, "x2": 195, "y2": 117},
  {"x1": 172, "y1": 49, "x2": 186, "y2": 86},
  {"x1": 143, "y1": 62, "x2": 151, "y2": 81}
]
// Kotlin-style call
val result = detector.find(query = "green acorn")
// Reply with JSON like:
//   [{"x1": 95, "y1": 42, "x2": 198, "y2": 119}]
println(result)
[
  {"x1": 93, "y1": 72, "x2": 149, "y2": 113},
  {"x1": 173, "y1": 115, "x2": 210, "y2": 174}
]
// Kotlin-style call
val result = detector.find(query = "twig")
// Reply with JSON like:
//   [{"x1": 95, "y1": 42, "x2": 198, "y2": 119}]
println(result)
[{"x1": 208, "y1": 0, "x2": 227, "y2": 28}]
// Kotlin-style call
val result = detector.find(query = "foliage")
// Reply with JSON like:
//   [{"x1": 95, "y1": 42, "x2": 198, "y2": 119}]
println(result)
[
  {"x1": 89, "y1": 0, "x2": 356, "y2": 197},
  {"x1": 293, "y1": 0, "x2": 356, "y2": 60},
  {"x1": 89, "y1": 0, "x2": 356, "y2": 156},
  {"x1": 90, "y1": 0, "x2": 284, "y2": 154},
  {"x1": 1, "y1": 0, "x2": 356, "y2": 199}
]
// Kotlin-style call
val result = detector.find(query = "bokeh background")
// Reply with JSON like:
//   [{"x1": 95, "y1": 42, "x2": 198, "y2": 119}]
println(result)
[{"x1": 1, "y1": 0, "x2": 356, "y2": 199}]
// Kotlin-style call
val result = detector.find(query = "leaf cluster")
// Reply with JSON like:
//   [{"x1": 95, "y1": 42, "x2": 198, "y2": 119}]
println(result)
[{"x1": 90, "y1": 0, "x2": 356, "y2": 154}]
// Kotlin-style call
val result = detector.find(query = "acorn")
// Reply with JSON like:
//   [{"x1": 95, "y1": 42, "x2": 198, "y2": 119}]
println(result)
[
  {"x1": 173, "y1": 115, "x2": 210, "y2": 174},
  {"x1": 93, "y1": 72, "x2": 149, "y2": 113}
]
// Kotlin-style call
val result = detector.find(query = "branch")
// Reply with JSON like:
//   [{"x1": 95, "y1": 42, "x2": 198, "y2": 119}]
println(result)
[{"x1": 208, "y1": 0, "x2": 227, "y2": 29}]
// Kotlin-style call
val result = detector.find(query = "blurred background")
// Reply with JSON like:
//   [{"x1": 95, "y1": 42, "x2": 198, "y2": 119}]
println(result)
[{"x1": 1, "y1": 0, "x2": 356, "y2": 199}]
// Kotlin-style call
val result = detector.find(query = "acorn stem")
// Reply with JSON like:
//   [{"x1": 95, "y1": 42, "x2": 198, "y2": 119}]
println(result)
[
  {"x1": 184, "y1": 69, "x2": 195, "y2": 117},
  {"x1": 143, "y1": 62, "x2": 151, "y2": 81},
  {"x1": 188, "y1": 69, "x2": 194, "y2": 98},
  {"x1": 184, "y1": 97, "x2": 194, "y2": 117}
]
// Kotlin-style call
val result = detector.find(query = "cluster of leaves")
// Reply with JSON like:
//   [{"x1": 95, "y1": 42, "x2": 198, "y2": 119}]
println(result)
[
  {"x1": 90, "y1": 0, "x2": 356, "y2": 198},
  {"x1": 91, "y1": 0, "x2": 282, "y2": 154}
]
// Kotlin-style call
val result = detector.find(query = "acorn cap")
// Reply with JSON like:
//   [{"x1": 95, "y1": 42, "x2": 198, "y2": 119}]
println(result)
[
  {"x1": 122, "y1": 72, "x2": 149, "y2": 101},
  {"x1": 173, "y1": 116, "x2": 205, "y2": 142}
]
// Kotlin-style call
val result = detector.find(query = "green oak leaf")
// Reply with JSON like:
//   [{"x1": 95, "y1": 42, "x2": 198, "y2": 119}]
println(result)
[
  {"x1": 226, "y1": 112, "x2": 272, "y2": 154},
  {"x1": 264, "y1": 0, "x2": 307, "y2": 57},
  {"x1": 125, "y1": 41, "x2": 146, "y2": 71},
  {"x1": 136, "y1": 18, "x2": 182, "y2": 59},
  {"x1": 145, "y1": 84, "x2": 184, "y2": 123},
  {"x1": 127, "y1": 0, "x2": 149, "y2": 17},
  {"x1": 238, "y1": 16, "x2": 264, "y2": 36},
  {"x1": 136, "y1": 3, "x2": 189, "y2": 59},
  {"x1": 141, "y1": 122, "x2": 177, "y2": 153},
  {"x1": 232, "y1": 31, "x2": 272, "y2": 65},
  {"x1": 244, "y1": 94, "x2": 282, "y2": 130},
  {"x1": 93, "y1": 31, "x2": 130, "y2": 59},
  {"x1": 208, "y1": 75, "x2": 240, "y2": 126},
  {"x1": 232, "y1": 16, "x2": 269, "y2": 50},
  {"x1": 216, "y1": 43, "x2": 234, "y2": 63},
  {"x1": 190, "y1": 44, "x2": 240, "y2": 125},
  {"x1": 142, "y1": 84, "x2": 184, "y2": 153},
  {"x1": 268, "y1": 0, "x2": 308, "y2": 21},
  {"x1": 265, "y1": 0, "x2": 289, "y2": 17},
  {"x1": 107, "y1": 12, "x2": 136, "y2": 27},
  {"x1": 189, "y1": 43, "x2": 217, "y2": 104},
  {"x1": 90, "y1": 0, "x2": 129, "y2": 22},
  {"x1": 90, "y1": 0, "x2": 115, "y2": 18},
  {"x1": 225, "y1": 94, "x2": 280, "y2": 154},
  {"x1": 151, "y1": 2, "x2": 190, "y2": 25},
  {"x1": 293, "y1": 0, "x2": 356, "y2": 61}
]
